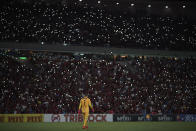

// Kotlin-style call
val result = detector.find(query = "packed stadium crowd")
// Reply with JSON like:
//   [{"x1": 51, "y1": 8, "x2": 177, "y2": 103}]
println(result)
[
  {"x1": 0, "y1": 49, "x2": 196, "y2": 114},
  {"x1": 0, "y1": 0, "x2": 196, "y2": 51}
]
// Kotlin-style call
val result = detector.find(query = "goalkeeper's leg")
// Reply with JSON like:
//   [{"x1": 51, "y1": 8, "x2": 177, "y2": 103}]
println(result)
[
  {"x1": 82, "y1": 112, "x2": 85, "y2": 122},
  {"x1": 82, "y1": 112, "x2": 86, "y2": 129},
  {"x1": 83, "y1": 112, "x2": 89, "y2": 128}
]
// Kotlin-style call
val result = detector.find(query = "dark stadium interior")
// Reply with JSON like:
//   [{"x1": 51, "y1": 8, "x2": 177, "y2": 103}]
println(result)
[{"x1": 0, "y1": 0, "x2": 196, "y2": 118}]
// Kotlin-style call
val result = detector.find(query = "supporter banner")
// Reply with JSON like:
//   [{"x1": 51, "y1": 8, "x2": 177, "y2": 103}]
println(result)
[
  {"x1": 44, "y1": 114, "x2": 113, "y2": 122},
  {"x1": 0, "y1": 114, "x2": 44, "y2": 122},
  {"x1": 177, "y1": 114, "x2": 196, "y2": 122},
  {"x1": 113, "y1": 114, "x2": 176, "y2": 122}
]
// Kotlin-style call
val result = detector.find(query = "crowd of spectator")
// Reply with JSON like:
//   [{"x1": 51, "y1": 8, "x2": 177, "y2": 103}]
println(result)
[
  {"x1": 0, "y1": 0, "x2": 196, "y2": 50},
  {"x1": 0, "y1": 49, "x2": 196, "y2": 114}
]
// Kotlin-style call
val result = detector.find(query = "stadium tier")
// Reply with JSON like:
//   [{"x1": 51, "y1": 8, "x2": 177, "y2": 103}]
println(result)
[
  {"x1": 0, "y1": 49, "x2": 196, "y2": 114},
  {"x1": 0, "y1": 0, "x2": 196, "y2": 51}
]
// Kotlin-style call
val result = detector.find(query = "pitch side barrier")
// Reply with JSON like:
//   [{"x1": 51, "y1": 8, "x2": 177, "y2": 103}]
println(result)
[
  {"x1": 0, "y1": 114, "x2": 44, "y2": 122},
  {"x1": 0, "y1": 114, "x2": 112, "y2": 122},
  {"x1": 44, "y1": 114, "x2": 113, "y2": 122},
  {"x1": 113, "y1": 114, "x2": 196, "y2": 122},
  {"x1": 0, "y1": 114, "x2": 113, "y2": 123},
  {"x1": 1, "y1": 114, "x2": 196, "y2": 122}
]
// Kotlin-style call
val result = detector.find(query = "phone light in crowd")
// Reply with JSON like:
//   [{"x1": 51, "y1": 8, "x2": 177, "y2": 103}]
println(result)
[
  {"x1": 79, "y1": 0, "x2": 82, "y2": 2},
  {"x1": 148, "y1": 4, "x2": 151, "y2": 8},
  {"x1": 182, "y1": 5, "x2": 186, "y2": 8},
  {"x1": 131, "y1": 3, "x2": 134, "y2": 7},
  {"x1": 98, "y1": 1, "x2": 101, "y2": 4},
  {"x1": 116, "y1": 2, "x2": 119, "y2": 5},
  {"x1": 165, "y1": 5, "x2": 169, "y2": 9},
  {"x1": 63, "y1": 43, "x2": 68, "y2": 46}
]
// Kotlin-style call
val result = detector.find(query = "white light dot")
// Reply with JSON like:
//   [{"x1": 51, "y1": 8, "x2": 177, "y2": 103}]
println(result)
[
  {"x1": 165, "y1": 5, "x2": 169, "y2": 9},
  {"x1": 148, "y1": 4, "x2": 151, "y2": 8},
  {"x1": 98, "y1": 1, "x2": 101, "y2": 4},
  {"x1": 116, "y1": 2, "x2": 119, "y2": 5},
  {"x1": 182, "y1": 5, "x2": 186, "y2": 8},
  {"x1": 131, "y1": 3, "x2": 134, "y2": 7},
  {"x1": 79, "y1": 0, "x2": 82, "y2": 2}
]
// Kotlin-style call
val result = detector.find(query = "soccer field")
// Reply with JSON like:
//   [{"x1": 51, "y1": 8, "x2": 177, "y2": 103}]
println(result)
[{"x1": 0, "y1": 122, "x2": 196, "y2": 131}]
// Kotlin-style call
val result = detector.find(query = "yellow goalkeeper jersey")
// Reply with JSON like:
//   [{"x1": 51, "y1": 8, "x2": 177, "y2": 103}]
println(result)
[{"x1": 79, "y1": 97, "x2": 93, "y2": 113}]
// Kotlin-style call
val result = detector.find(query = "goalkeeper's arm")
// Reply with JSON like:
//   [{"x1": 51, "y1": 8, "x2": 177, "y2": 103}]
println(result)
[
  {"x1": 89, "y1": 101, "x2": 94, "y2": 112},
  {"x1": 78, "y1": 101, "x2": 82, "y2": 114}
]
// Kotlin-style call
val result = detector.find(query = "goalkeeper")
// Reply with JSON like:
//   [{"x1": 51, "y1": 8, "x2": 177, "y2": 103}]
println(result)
[{"x1": 78, "y1": 95, "x2": 94, "y2": 129}]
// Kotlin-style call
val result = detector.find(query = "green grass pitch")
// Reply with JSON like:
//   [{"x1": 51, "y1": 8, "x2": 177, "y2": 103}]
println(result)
[{"x1": 0, "y1": 122, "x2": 196, "y2": 131}]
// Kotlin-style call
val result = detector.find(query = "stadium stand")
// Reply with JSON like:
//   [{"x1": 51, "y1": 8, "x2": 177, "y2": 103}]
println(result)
[{"x1": 0, "y1": 49, "x2": 196, "y2": 114}]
